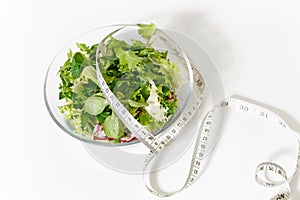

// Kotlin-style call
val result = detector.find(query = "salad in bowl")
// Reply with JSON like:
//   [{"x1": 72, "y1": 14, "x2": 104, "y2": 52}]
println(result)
[{"x1": 44, "y1": 24, "x2": 193, "y2": 145}]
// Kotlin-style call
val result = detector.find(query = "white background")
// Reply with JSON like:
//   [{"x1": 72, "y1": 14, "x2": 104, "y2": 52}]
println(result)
[{"x1": 1, "y1": 0, "x2": 300, "y2": 199}]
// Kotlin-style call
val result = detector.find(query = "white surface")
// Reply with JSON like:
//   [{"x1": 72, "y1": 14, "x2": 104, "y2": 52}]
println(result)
[{"x1": 2, "y1": 0, "x2": 300, "y2": 199}]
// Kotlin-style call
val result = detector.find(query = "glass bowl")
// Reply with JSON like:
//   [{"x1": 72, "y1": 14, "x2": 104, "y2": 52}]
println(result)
[{"x1": 44, "y1": 24, "x2": 193, "y2": 146}]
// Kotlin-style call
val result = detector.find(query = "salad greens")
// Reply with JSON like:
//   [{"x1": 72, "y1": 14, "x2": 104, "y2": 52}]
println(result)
[{"x1": 58, "y1": 23, "x2": 180, "y2": 143}]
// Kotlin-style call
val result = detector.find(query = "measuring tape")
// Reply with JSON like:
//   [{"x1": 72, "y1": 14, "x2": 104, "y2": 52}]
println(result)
[
  {"x1": 95, "y1": 31, "x2": 300, "y2": 199},
  {"x1": 142, "y1": 97, "x2": 300, "y2": 199}
]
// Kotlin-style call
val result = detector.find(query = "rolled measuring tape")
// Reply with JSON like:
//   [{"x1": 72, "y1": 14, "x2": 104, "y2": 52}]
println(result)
[{"x1": 94, "y1": 27, "x2": 299, "y2": 199}]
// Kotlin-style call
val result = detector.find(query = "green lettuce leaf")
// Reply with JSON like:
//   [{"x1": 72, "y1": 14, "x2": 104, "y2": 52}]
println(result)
[
  {"x1": 103, "y1": 112, "x2": 124, "y2": 139},
  {"x1": 137, "y1": 23, "x2": 157, "y2": 41},
  {"x1": 84, "y1": 95, "x2": 109, "y2": 115},
  {"x1": 81, "y1": 66, "x2": 99, "y2": 86}
]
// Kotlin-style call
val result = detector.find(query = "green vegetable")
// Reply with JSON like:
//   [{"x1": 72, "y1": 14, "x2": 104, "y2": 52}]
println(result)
[
  {"x1": 103, "y1": 112, "x2": 125, "y2": 140},
  {"x1": 58, "y1": 23, "x2": 180, "y2": 143},
  {"x1": 137, "y1": 23, "x2": 157, "y2": 42},
  {"x1": 84, "y1": 95, "x2": 109, "y2": 115},
  {"x1": 81, "y1": 66, "x2": 99, "y2": 86}
]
